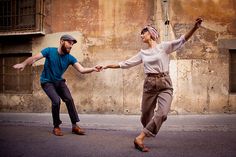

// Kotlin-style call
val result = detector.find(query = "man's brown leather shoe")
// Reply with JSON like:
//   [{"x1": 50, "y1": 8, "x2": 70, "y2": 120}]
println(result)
[
  {"x1": 53, "y1": 127, "x2": 63, "y2": 136},
  {"x1": 72, "y1": 126, "x2": 85, "y2": 135}
]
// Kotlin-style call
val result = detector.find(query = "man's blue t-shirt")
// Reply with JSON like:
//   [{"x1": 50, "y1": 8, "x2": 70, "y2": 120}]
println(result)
[{"x1": 40, "y1": 47, "x2": 77, "y2": 83}]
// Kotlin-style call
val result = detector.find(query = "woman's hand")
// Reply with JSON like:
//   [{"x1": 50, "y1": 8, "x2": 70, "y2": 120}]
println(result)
[
  {"x1": 184, "y1": 17, "x2": 203, "y2": 41},
  {"x1": 195, "y1": 17, "x2": 203, "y2": 28}
]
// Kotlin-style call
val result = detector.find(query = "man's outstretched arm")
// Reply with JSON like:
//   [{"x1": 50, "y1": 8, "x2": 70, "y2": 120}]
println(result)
[
  {"x1": 13, "y1": 53, "x2": 44, "y2": 71},
  {"x1": 73, "y1": 62, "x2": 102, "y2": 74}
]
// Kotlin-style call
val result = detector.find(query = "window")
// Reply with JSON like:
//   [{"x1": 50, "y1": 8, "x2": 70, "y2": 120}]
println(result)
[
  {"x1": 0, "y1": 53, "x2": 32, "y2": 94},
  {"x1": 0, "y1": 0, "x2": 44, "y2": 34},
  {"x1": 229, "y1": 49, "x2": 236, "y2": 93}
]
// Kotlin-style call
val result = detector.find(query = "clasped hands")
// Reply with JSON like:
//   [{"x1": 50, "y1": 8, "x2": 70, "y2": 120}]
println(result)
[{"x1": 93, "y1": 65, "x2": 111, "y2": 72}]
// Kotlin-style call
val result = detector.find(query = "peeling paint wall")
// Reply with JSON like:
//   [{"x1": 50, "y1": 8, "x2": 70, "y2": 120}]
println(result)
[
  {"x1": 167, "y1": 0, "x2": 236, "y2": 114},
  {"x1": 0, "y1": 0, "x2": 235, "y2": 114}
]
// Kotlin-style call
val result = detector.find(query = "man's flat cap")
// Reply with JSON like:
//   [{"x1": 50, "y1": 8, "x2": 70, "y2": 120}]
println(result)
[{"x1": 60, "y1": 34, "x2": 77, "y2": 44}]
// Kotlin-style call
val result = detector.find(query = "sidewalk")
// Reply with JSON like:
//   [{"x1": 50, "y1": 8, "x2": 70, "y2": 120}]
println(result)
[{"x1": 0, "y1": 113, "x2": 235, "y2": 131}]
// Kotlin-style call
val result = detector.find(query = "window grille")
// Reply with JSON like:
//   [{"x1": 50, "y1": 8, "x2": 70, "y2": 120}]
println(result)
[
  {"x1": 0, "y1": 0, "x2": 44, "y2": 35},
  {"x1": 0, "y1": 53, "x2": 33, "y2": 94}
]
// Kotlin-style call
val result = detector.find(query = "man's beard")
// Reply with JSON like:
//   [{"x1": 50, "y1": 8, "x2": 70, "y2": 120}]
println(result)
[{"x1": 61, "y1": 43, "x2": 71, "y2": 54}]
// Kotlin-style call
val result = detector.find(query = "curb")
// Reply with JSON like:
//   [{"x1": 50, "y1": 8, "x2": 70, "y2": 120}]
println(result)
[{"x1": 0, "y1": 113, "x2": 235, "y2": 132}]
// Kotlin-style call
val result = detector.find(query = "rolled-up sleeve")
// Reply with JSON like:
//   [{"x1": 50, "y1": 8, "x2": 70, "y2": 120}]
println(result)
[
  {"x1": 118, "y1": 52, "x2": 142, "y2": 69},
  {"x1": 163, "y1": 35, "x2": 186, "y2": 54}
]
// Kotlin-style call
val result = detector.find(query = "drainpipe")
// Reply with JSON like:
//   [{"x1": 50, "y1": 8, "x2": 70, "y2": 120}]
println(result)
[{"x1": 163, "y1": 0, "x2": 169, "y2": 41}]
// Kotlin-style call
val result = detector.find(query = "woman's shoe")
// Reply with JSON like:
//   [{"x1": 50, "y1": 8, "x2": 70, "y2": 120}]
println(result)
[{"x1": 134, "y1": 139, "x2": 149, "y2": 152}]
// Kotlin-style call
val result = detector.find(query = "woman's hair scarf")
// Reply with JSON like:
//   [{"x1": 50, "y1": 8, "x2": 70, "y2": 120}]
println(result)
[{"x1": 146, "y1": 25, "x2": 159, "y2": 41}]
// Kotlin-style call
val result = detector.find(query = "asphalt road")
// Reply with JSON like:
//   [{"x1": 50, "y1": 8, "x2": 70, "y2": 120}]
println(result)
[{"x1": 0, "y1": 125, "x2": 235, "y2": 157}]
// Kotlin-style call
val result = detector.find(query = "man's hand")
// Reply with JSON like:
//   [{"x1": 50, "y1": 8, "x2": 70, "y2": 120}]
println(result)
[
  {"x1": 13, "y1": 63, "x2": 26, "y2": 71},
  {"x1": 195, "y1": 17, "x2": 203, "y2": 28}
]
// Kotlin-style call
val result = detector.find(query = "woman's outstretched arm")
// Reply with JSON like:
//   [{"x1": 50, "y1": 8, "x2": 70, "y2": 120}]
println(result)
[
  {"x1": 184, "y1": 17, "x2": 203, "y2": 41},
  {"x1": 103, "y1": 64, "x2": 120, "y2": 69}
]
